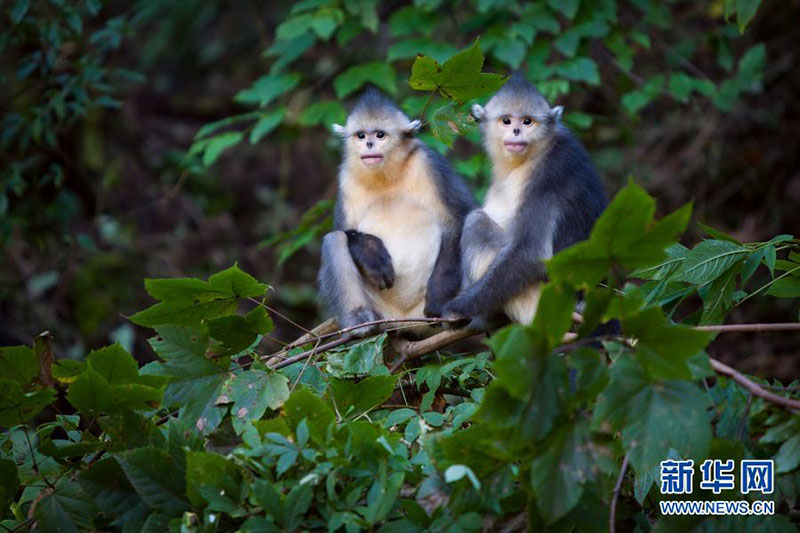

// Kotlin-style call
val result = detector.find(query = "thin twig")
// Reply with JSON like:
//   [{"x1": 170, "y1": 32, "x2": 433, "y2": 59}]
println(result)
[
  {"x1": 695, "y1": 322, "x2": 800, "y2": 333},
  {"x1": 708, "y1": 358, "x2": 800, "y2": 411},
  {"x1": 609, "y1": 453, "x2": 630, "y2": 533},
  {"x1": 248, "y1": 297, "x2": 314, "y2": 336}
]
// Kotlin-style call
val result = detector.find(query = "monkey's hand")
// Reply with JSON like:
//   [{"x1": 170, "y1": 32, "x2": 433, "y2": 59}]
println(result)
[
  {"x1": 346, "y1": 230, "x2": 395, "y2": 290},
  {"x1": 440, "y1": 295, "x2": 475, "y2": 328}
]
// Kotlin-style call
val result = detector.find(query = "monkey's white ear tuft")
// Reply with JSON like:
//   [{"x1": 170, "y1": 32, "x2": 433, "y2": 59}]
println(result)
[
  {"x1": 403, "y1": 119, "x2": 421, "y2": 134},
  {"x1": 471, "y1": 104, "x2": 487, "y2": 121},
  {"x1": 332, "y1": 123, "x2": 347, "y2": 137},
  {"x1": 550, "y1": 106, "x2": 564, "y2": 120}
]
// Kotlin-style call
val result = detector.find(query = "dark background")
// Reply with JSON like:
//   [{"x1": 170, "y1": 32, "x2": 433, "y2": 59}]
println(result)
[{"x1": 2, "y1": 0, "x2": 798, "y2": 379}]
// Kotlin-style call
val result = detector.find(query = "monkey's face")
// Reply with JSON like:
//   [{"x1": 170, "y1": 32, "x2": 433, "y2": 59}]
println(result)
[
  {"x1": 486, "y1": 114, "x2": 551, "y2": 158},
  {"x1": 334, "y1": 104, "x2": 421, "y2": 171},
  {"x1": 349, "y1": 128, "x2": 393, "y2": 167}
]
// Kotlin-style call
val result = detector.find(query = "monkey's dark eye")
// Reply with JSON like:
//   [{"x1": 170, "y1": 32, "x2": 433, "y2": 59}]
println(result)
[
  {"x1": 501, "y1": 117, "x2": 511, "y2": 125},
  {"x1": 356, "y1": 131, "x2": 366, "y2": 139},
  {"x1": 522, "y1": 117, "x2": 533, "y2": 126},
  {"x1": 376, "y1": 131, "x2": 385, "y2": 139}
]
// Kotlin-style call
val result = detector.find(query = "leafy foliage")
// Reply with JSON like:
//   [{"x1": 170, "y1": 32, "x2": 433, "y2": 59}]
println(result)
[{"x1": 3, "y1": 181, "x2": 799, "y2": 531}]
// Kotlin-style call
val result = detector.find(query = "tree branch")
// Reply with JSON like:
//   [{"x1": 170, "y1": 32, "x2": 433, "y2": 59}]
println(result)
[
  {"x1": 708, "y1": 358, "x2": 800, "y2": 411},
  {"x1": 695, "y1": 322, "x2": 800, "y2": 333},
  {"x1": 265, "y1": 315, "x2": 800, "y2": 411}
]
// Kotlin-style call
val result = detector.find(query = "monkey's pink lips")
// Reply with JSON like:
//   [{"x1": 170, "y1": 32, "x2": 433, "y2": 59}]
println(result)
[
  {"x1": 360, "y1": 154, "x2": 384, "y2": 165},
  {"x1": 504, "y1": 141, "x2": 529, "y2": 153}
]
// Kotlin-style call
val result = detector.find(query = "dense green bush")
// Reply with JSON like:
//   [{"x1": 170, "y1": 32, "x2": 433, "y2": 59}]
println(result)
[{"x1": 2, "y1": 181, "x2": 799, "y2": 531}]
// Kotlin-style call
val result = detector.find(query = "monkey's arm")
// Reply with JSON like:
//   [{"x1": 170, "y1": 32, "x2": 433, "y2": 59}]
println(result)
[
  {"x1": 443, "y1": 201, "x2": 554, "y2": 320},
  {"x1": 424, "y1": 228, "x2": 462, "y2": 317},
  {"x1": 334, "y1": 194, "x2": 395, "y2": 290},
  {"x1": 443, "y1": 240, "x2": 546, "y2": 320},
  {"x1": 346, "y1": 230, "x2": 395, "y2": 290}
]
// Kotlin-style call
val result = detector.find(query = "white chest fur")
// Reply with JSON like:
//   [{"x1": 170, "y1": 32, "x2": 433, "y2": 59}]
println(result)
[
  {"x1": 340, "y1": 153, "x2": 447, "y2": 316},
  {"x1": 483, "y1": 164, "x2": 530, "y2": 230}
]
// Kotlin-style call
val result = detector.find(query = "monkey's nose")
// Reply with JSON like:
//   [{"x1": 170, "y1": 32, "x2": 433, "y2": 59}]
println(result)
[
  {"x1": 513, "y1": 128, "x2": 520, "y2": 135},
  {"x1": 366, "y1": 141, "x2": 374, "y2": 148}
]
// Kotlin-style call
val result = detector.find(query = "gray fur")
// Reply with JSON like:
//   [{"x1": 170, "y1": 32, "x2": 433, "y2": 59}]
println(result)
[
  {"x1": 444, "y1": 76, "x2": 608, "y2": 324},
  {"x1": 318, "y1": 230, "x2": 381, "y2": 335}
]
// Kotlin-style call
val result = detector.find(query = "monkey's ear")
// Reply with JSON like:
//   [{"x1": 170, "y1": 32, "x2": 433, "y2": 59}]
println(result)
[
  {"x1": 471, "y1": 104, "x2": 487, "y2": 122},
  {"x1": 549, "y1": 106, "x2": 564, "y2": 121},
  {"x1": 332, "y1": 123, "x2": 347, "y2": 137},
  {"x1": 403, "y1": 119, "x2": 421, "y2": 135}
]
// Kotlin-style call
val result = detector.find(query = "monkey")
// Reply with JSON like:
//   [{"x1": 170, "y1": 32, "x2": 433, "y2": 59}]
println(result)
[
  {"x1": 317, "y1": 88, "x2": 476, "y2": 336},
  {"x1": 442, "y1": 73, "x2": 609, "y2": 327}
]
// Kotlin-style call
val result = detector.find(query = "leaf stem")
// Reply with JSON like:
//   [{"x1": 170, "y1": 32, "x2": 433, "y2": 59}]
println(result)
[{"x1": 609, "y1": 453, "x2": 630, "y2": 533}]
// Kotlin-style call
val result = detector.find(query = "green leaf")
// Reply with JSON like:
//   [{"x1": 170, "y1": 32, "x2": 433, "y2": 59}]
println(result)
[
  {"x1": 131, "y1": 265, "x2": 265, "y2": 327},
  {"x1": 387, "y1": 6, "x2": 439, "y2": 38},
  {"x1": 201, "y1": 131, "x2": 243, "y2": 167},
  {"x1": 668, "y1": 72, "x2": 695, "y2": 102},
  {"x1": 265, "y1": 33, "x2": 315, "y2": 73},
  {"x1": 621, "y1": 75, "x2": 665, "y2": 114},
  {"x1": 672, "y1": 240, "x2": 749, "y2": 285},
  {"x1": 409, "y1": 39, "x2": 507, "y2": 103},
  {"x1": 622, "y1": 307, "x2": 712, "y2": 379},
  {"x1": 531, "y1": 420, "x2": 596, "y2": 523},
  {"x1": 115, "y1": 447, "x2": 190, "y2": 514},
  {"x1": 328, "y1": 375, "x2": 397, "y2": 418},
  {"x1": 227, "y1": 371, "x2": 290, "y2": 433},
  {"x1": 553, "y1": 31, "x2": 579, "y2": 57},
  {"x1": 195, "y1": 111, "x2": 261, "y2": 140},
  {"x1": 0, "y1": 458, "x2": 20, "y2": 511},
  {"x1": 429, "y1": 101, "x2": 475, "y2": 147},
  {"x1": 186, "y1": 451, "x2": 244, "y2": 512},
  {"x1": 130, "y1": 298, "x2": 238, "y2": 327},
  {"x1": 563, "y1": 112, "x2": 593, "y2": 129},
  {"x1": 548, "y1": 0, "x2": 580, "y2": 19},
  {"x1": 0, "y1": 380, "x2": 56, "y2": 426},
  {"x1": 344, "y1": 0, "x2": 379, "y2": 32},
  {"x1": 250, "y1": 108, "x2": 286, "y2": 144},
  {"x1": 207, "y1": 311, "x2": 270, "y2": 357},
  {"x1": 334, "y1": 62, "x2": 397, "y2": 98},
  {"x1": 490, "y1": 37, "x2": 526, "y2": 68},
  {"x1": 531, "y1": 283, "x2": 575, "y2": 349},
  {"x1": 297, "y1": 100, "x2": 347, "y2": 128},
  {"x1": 699, "y1": 266, "x2": 738, "y2": 324},
  {"x1": 774, "y1": 434, "x2": 800, "y2": 473},
  {"x1": 766, "y1": 276, "x2": 800, "y2": 298},
  {"x1": 555, "y1": 57, "x2": 600, "y2": 84},
  {"x1": 548, "y1": 182, "x2": 691, "y2": 286},
  {"x1": 593, "y1": 358, "x2": 712, "y2": 474},
  {"x1": 10, "y1": 0, "x2": 29, "y2": 24},
  {"x1": 34, "y1": 482, "x2": 96, "y2": 533},
  {"x1": 284, "y1": 484, "x2": 314, "y2": 530},
  {"x1": 79, "y1": 457, "x2": 149, "y2": 524},
  {"x1": 283, "y1": 387, "x2": 335, "y2": 445},
  {"x1": 387, "y1": 38, "x2": 456, "y2": 64},
  {"x1": 444, "y1": 464, "x2": 480, "y2": 490},
  {"x1": 326, "y1": 333, "x2": 386, "y2": 377},
  {"x1": 630, "y1": 243, "x2": 689, "y2": 280},
  {"x1": 235, "y1": 73, "x2": 301, "y2": 107},
  {"x1": 486, "y1": 325, "x2": 541, "y2": 398},
  {"x1": 763, "y1": 244, "x2": 777, "y2": 275},
  {"x1": 86, "y1": 344, "x2": 138, "y2": 385},
  {"x1": 148, "y1": 326, "x2": 227, "y2": 429},
  {"x1": 736, "y1": 0, "x2": 762, "y2": 32},
  {"x1": 0, "y1": 345, "x2": 38, "y2": 386}
]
